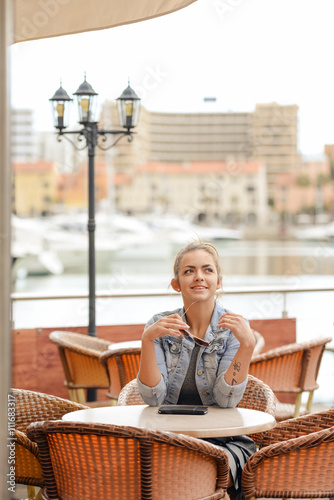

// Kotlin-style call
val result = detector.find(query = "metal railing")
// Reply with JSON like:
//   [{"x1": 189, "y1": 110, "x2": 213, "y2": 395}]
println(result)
[{"x1": 11, "y1": 284, "x2": 334, "y2": 321}]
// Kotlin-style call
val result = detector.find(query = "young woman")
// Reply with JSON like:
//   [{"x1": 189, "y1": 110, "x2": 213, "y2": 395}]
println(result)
[{"x1": 137, "y1": 241, "x2": 256, "y2": 498}]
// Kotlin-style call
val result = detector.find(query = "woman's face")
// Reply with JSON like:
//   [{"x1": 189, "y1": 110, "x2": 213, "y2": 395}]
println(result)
[{"x1": 172, "y1": 249, "x2": 221, "y2": 303}]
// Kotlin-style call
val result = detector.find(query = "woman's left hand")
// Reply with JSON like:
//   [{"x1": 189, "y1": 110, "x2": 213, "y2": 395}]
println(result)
[{"x1": 217, "y1": 312, "x2": 255, "y2": 350}]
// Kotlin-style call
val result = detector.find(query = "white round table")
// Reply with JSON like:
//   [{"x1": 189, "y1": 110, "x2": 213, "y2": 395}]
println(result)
[{"x1": 63, "y1": 404, "x2": 276, "y2": 438}]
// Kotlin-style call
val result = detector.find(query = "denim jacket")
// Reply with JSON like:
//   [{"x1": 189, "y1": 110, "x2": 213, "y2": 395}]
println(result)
[{"x1": 137, "y1": 302, "x2": 248, "y2": 407}]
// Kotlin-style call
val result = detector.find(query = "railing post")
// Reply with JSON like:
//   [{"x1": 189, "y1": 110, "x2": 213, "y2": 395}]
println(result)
[{"x1": 282, "y1": 292, "x2": 288, "y2": 318}]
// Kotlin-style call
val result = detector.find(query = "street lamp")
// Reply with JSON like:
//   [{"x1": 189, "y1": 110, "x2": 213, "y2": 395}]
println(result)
[{"x1": 50, "y1": 76, "x2": 141, "y2": 339}]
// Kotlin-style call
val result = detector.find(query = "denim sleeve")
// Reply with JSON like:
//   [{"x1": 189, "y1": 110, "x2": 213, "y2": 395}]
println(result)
[
  {"x1": 213, "y1": 372, "x2": 248, "y2": 408},
  {"x1": 137, "y1": 373, "x2": 166, "y2": 406},
  {"x1": 136, "y1": 317, "x2": 168, "y2": 406},
  {"x1": 213, "y1": 331, "x2": 248, "y2": 407}
]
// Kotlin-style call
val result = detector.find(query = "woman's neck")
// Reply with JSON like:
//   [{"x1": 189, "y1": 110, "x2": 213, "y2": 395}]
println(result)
[{"x1": 183, "y1": 299, "x2": 215, "y2": 338}]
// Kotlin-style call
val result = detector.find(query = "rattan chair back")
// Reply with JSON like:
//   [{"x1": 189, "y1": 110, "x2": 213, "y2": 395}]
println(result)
[
  {"x1": 117, "y1": 378, "x2": 144, "y2": 406},
  {"x1": 251, "y1": 329, "x2": 265, "y2": 357},
  {"x1": 118, "y1": 375, "x2": 275, "y2": 412},
  {"x1": 27, "y1": 420, "x2": 230, "y2": 500},
  {"x1": 11, "y1": 388, "x2": 87, "y2": 490},
  {"x1": 100, "y1": 341, "x2": 142, "y2": 400},
  {"x1": 237, "y1": 375, "x2": 276, "y2": 415},
  {"x1": 242, "y1": 408, "x2": 334, "y2": 499},
  {"x1": 49, "y1": 330, "x2": 111, "y2": 404},
  {"x1": 249, "y1": 336, "x2": 332, "y2": 420}
]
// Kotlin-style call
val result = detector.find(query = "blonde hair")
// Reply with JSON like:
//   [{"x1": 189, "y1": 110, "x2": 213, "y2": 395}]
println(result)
[{"x1": 173, "y1": 241, "x2": 222, "y2": 280}]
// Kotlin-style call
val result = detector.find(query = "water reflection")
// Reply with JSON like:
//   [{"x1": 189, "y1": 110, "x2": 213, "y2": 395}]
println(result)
[{"x1": 103, "y1": 239, "x2": 334, "y2": 277}]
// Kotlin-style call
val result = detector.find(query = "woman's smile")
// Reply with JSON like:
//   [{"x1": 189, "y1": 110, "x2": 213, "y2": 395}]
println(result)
[{"x1": 175, "y1": 249, "x2": 221, "y2": 302}]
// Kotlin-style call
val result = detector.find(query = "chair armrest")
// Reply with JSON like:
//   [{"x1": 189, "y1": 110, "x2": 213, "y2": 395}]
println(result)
[
  {"x1": 242, "y1": 426, "x2": 334, "y2": 499},
  {"x1": 250, "y1": 342, "x2": 304, "y2": 363},
  {"x1": 251, "y1": 330, "x2": 265, "y2": 358},
  {"x1": 15, "y1": 429, "x2": 40, "y2": 457},
  {"x1": 50, "y1": 330, "x2": 111, "y2": 357},
  {"x1": 251, "y1": 336, "x2": 332, "y2": 364},
  {"x1": 260, "y1": 408, "x2": 334, "y2": 446},
  {"x1": 15, "y1": 429, "x2": 45, "y2": 487}
]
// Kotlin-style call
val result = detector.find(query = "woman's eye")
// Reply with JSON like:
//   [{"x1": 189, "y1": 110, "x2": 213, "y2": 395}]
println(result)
[
  {"x1": 206, "y1": 268, "x2": 214, "y2": 272},
  {"x1": 184, "y1": 269, "x2": 193, "y2": 274}
]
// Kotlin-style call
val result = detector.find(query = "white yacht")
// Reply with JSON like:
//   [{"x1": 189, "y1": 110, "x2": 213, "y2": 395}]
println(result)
[
  {"x1": 294, "y1": 221, "x2": 334, "y2": 241},
  {"x1": 12, "y1": 212, "x2": 244, "y2": 276}
]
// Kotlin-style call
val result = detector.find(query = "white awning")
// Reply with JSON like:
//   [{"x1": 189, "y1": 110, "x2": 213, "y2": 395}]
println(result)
[{"x1": 13, "y1": 0, "x2": 197, "y2": 42}]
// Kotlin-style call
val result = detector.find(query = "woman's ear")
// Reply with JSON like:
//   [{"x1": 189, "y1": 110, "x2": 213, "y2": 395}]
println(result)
[
  {"x1": 171, "y1": 278, "x2": 180, "y2": 292},
  {"x1": 217, "y1": 276, "x2": 222, "y2": 289}
]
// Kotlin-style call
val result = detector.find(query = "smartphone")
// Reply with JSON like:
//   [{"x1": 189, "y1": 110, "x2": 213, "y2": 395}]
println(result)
[{"x1": 158, "y1": 405, "x2": 208, "y2": 415}]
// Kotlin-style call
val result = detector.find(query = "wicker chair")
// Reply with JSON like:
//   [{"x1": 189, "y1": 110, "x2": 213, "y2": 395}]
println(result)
[
  {"x1": 251, "y1": 329, "x2": 265, "y2": 358},
  {"x1": 117, "y1": 374, "x2": 276, "y2": 447},
  {"x1": 49, "y1": 330, "x2": 111, "y2": 406},
  {"x1": 11, "y1": 388, "x2": 88, "y2": 500},
  {"x1": 100, "y1": 340, "x2": 142, "y2": 401},
  {"x1": 27, "y1": 420, "x2": 230, "y2": 500},
  {"x1": 249, "y1": 336, "x2": 332, "y2": 421},
  {"x1": 242, "y1": 408, "x2": 334, "y2": 499}
]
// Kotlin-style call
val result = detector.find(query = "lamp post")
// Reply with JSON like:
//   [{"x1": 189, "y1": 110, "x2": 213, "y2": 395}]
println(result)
[{"x1": 50, "y1": 76, "x2": 141, "y2": 339}]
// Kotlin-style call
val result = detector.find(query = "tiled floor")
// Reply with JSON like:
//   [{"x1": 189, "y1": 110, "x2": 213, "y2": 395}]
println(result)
[{"x1": 9, "y1": 483, "x2": 34, "y2": 499}]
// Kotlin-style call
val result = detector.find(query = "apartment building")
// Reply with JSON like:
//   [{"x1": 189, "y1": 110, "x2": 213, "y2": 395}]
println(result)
[
  {"x1": 26, "y1": 101, "x2": 298, "y2": 219},
  {"x1": 251, "y1": 103, "x2": 300, "y2": 192},
  {"x1": 13, "y1": 161, "x2": 58, "y2": 216},
  {"x1": 102, "y1": 101, "x2": 300, "y2": 200},
  {"x1": 274, "y1": 158, "x2": 334, "y2": 216},
  {"x1": 12, "y1": 160, "x2": 109, "y2": 216},
  {"x1": 57, "y1": 162, "x2": 108, "y2": 209},
  {"x1": 11, "y1": 109, "x2": 37, "y2": 161},
  {"x1": 115, "y1": 161, "x2": 268, "y2": 225}
]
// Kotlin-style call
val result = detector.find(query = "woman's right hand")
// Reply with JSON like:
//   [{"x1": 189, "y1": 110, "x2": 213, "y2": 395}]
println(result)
[{"x1": 142, "y1": 314, "x2": 190, "y2": 342}]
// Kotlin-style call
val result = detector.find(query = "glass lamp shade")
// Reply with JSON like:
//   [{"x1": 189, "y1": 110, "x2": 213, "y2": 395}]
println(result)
[
  {"x1": 49, "y1": 85, "x2": 73, "y2": 129},
  {"x1": 73, "y1": 78, "x2": 98, "y2": 124},
  {"x1": 117, "y1": 83, "x2": 141, "y2": 130}
]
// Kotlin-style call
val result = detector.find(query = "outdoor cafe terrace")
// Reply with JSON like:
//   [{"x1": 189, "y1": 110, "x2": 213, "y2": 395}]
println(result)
[{"x1": 9, "y1": 284, "x2": 334, "y2": 499}]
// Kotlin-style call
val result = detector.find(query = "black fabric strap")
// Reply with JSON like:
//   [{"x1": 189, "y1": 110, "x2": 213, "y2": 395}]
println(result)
[{"x1": 223, "y1": 442, "x2": 246, "y2": 500}]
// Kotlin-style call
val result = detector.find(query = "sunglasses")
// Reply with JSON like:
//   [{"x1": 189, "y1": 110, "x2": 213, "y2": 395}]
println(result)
[
  {"x1": 179, "y1": 300, "x2": 214, "y2": 347},
  {"x1": 180, "y1": 329, "x2": 213, "y2": 347}
]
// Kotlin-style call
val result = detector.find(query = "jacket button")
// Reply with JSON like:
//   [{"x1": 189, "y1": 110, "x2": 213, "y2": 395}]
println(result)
[
  {"x1": 202, "y1": 391, "x2": 208, "y2": 396},
  {"x1": 171, "y1": 345, "x2": 177, "y2": 351},
  {"x1": 197, "y1": 370, "x2": 203, "y2": 375}
]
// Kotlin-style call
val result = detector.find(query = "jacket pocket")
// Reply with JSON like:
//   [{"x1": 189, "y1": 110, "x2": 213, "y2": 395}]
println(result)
[
  {"x1": 204, "y1": 340, "x2": 227, "y2": 355},
  {"x1": 202, "y1": 340, "x2": 227, "y2": 374},
  {"x1": 162, "y1": 337, "x2": 182, "y2": 372}
]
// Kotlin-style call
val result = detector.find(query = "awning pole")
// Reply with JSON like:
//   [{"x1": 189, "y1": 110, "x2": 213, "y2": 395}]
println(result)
[{"x1": 0, "y1": 0, "x2": 13, "y2": 497}]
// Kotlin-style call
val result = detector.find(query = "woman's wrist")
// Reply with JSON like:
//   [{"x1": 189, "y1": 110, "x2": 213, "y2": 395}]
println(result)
[
  {"x1": 238, "y1": 341, "x2": 255, "y2": 355},
  {"x1": 142, "y1": 330, "x2": 156, "y2": 344}
]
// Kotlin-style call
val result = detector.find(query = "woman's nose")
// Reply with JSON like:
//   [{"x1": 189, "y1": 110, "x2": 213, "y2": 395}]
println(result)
[{"x1": 195, "y1": 272, "x2": 204, "y2": 281}]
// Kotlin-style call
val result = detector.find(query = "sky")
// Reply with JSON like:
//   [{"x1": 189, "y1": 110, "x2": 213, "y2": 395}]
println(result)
[{"x1": 10, "y1": 0, "x2": 334, "y2": 156}]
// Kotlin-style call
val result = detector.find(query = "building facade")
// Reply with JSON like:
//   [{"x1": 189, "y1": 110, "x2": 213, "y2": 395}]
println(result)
[
  {"x1": 12, "y1": 160, "x2": 109, "y2": 216},
  {"x1": 25, "y1": 102, "x2": 300, "y2": 222},
  {"x1": 115, "y1": 161, "x2": 268, "y2": 225},
  {"x1": 13, "y1": 162, "x2": 58, "y2": 216},
  {"x1": 273, "y1": 158, "x2": 334, "y2": 218},
  {"x1": 103, "y1": 101, "x2": 300, "y2": 201},
  {"x1": 11, "y1": 109, "x2": 37, "y2": 162}
]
